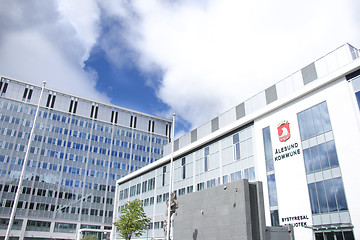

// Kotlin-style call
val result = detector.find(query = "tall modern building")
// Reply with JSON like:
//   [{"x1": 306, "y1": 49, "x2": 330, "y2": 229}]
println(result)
[
  {"x1": 0, "y1": 77, "x2": 172, "y2": 240},
  {"x1": 115, "y1": 43, "x2": 360, "y2": 240}
]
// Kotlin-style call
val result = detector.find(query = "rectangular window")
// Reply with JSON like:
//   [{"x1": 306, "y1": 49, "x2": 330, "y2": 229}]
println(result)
[
  {"x1": 23, "y1": 87, "x2": 28, "y2": 99},
  {"x1": 181, "y1": 157, "x2": 186, "y2": 179},
  {"x1": 308, "y1": 177, "x2": 348, "y2": 215},
  {"x1": 204, "y1": 147, "x2": 209, "y2": 172},
  {"x1": 142, "y1": 181, "x2": 147, "y2": 193},
  {"x1": 267, "y1": 174, "x2": 278, "y2": 207},
  {"x1": 197, "y1": 182, "x2": 204, "y2": 191},
  {"x1": 162, "y1": 166, "x2": 166, "y2": 186},
  {"x1": 148, "y1": 178, "x2": 155, "y2": 191}
]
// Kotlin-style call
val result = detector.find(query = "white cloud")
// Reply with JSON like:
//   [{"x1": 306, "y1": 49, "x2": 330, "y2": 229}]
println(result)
[
  {"x1": 57, "y1": 0, "x2": 101, "y2": 64},
  {"x1": 0, "y1": 0, "x2": 108, "y2": 102},
  {"x1": 99, "y1": 0, "x2": 360, "y2": 129},
  {"x1": 1, "y1": 0, "x2": 359, "y2": 132}
]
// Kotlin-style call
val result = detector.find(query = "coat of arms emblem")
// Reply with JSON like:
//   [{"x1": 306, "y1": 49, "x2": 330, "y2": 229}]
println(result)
[{"x1": 277, "y1": 120, "x2": 290, "y2": 142}]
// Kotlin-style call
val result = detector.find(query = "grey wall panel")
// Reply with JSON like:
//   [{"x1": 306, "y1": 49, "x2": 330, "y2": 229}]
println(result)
[
  {"x1": 301, "y1": 62, "x2": 318, "y2": 85},
  {"x1": 191, "y1": 129, "x2": 198, "y2": 143},
  {"x1": 265, "y1": 85, "x2": 278, "y2": 105},
  {"x1": 236, "y1": 103, "x2": 245, "y2": 120},
  {"x1": 174, "y1": 139, "x2": 179, "y2": 151},
  {"x1": 211, "y1": 117, "x2": 219, "y2": 132}
]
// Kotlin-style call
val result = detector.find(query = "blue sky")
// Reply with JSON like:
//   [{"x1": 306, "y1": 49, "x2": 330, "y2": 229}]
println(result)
[{"x1": 1, "y1": 0, "x2": 359, "y2": 137}]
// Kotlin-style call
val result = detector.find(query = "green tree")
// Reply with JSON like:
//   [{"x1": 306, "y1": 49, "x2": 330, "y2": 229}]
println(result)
[
  {"x1": 81, "y1": 235, "x2": 98, "y2": 240},
  {"x1": 113, "y1": 199, "x2": 150, "y2": 240}
]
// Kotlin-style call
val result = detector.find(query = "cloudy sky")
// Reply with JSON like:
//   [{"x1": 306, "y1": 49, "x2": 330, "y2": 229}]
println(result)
[{"x1": 1, "y1": 0, "x2": 359, "y2": 136}]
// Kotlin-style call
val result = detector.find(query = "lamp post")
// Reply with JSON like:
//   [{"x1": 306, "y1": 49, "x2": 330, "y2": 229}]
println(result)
[
  {"x1": 5, "y1": 81, "x2": 46, "y2": 240},
  {"x1": 166, "y1": 113, "x2": 175, "y2": 240}
]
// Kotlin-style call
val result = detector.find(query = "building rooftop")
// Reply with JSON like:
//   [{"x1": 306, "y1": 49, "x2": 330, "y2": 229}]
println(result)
[{"x1": 117, "y1": 43, "x2": 360, "y2": 185}]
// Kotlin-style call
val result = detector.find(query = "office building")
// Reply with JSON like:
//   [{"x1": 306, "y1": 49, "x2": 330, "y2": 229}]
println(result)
[
  {"x1": 0, "y1": 77, "x2": 172, "y2": 240},
  {"x1": 115, "y1": 43, "x2": 360, "y2": 240}
]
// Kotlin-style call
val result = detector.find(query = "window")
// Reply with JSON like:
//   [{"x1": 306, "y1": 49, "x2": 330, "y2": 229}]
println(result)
[
  {"x1": 267, "y1": 174, "x2": 278, "y2": 207},
  {"x1": 90, "y1": 104, "x2": 98, "y2": 119},
  {"x1": 233, "y1": 133, "x2": 240, "y2": 160},
  {"x1": 204, "y1": 147, "x2": 209, "y2": 172},
  {"x1": 181, "y1": 157, "x2": 186, "y2": 179},
  {"x1": 308, "y1": 177, "x2": 348, "y2": 214},
  {"x1": 136, "y1": 183, "x2": 141, "y2": 195},
  {"x1": 142, "y1": 181, "x2": 147, "y2": 193},
  {"x1": 130, "y1": 114, "x2": 137, "y2": 128},
  {"x1": 303, "y1": 141, "x2": 339, "y2": 174},
  {"x1": 178, "y1": 188, "x2": 186, "y2": 196},
  {"x1": 46, "y1": 93, "x2": 56, "y2": 108},
  {"x1": 262, "y1": 127, "x2": 274, "y2": 172},
  {"x1": 297, "y1": 102, "x2": 331, "y2": 141},
  {"x1": 262, "y1": 126, "x2": 279, "y2": 226},
  {"x1": 315, "y1": 230, "x2": 355, "y2": 240},
  {"x1": 162, "y1": 166, "x2": 166, "y2": 186},
  {"x1": 69, "y1": 98, "x2": 78, "y2": 114},
  {"x1": 197, "y1": 182, "x2": 204, "y2": 191},
  {"x1": 148, "y1": 178, "x2": 155, "y2": 191},
  {"x1": 130, "y1": 185, "x2": 136, "y2": 197},
  {"x1": 230, "y1": 171, "x2": 242, "y2": 182}
]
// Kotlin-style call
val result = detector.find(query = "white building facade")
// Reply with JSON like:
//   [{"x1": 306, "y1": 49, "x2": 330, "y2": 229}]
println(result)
[{"x1": 115, "y1": 43, "x2": 360, "y2": 240}]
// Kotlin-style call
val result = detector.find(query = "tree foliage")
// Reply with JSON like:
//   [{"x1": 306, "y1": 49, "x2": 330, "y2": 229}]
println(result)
[
  {"x1": 81, "y1": 235, "x2": 98, "y2": 240},
  {"x1": 113, "y1": 198, "x2": 150, "y2": 240}
]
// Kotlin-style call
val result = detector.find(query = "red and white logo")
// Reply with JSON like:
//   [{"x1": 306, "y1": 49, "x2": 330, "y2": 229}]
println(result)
[{"x1": 277, "y1": 120, "x2": 290, "y2": 142}]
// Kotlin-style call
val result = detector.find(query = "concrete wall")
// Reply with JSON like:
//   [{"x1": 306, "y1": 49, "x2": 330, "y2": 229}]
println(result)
[
  {"x1": 173, "y1": 180, "x2": 266, "y2": 240},
  {"x1": 265, "y1": 226, "x2": 294, "y2": 240}
]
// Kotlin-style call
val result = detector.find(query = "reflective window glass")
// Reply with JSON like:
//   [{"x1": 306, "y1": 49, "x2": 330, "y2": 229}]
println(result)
[
  {"x1": 270, "y1": 210, "x2": 279, "y2": 226},
  {"x1": 267, "y1": 174, "x2": 278, "y2": 207},
  {"x1": 319, "y1": 102, "x2": 332, "y2": 132},
  {"x1": 315, "y1": 181, "x2": 328, "y2": 213},
  {"x1": 318, "y1": 143, "x2": 330, "y2": 170},
  {"x1": 312, "y1": 105, "x2": 324, "y2": 135},
  {"x1": 308, "y1": 183, "x2": 320, "y2": 214},
  {"x1": 303, "y1": 148, "x2": 313, "y2": 174},
  {"x1": 326, "y1": 141, "x2": 339, "y2": 167},
  {"x1": 356, "y1": 91, "x2": 360, "y2": 110},
  {"x1": 310, "y1": 146, "x2": 321, "y2": 172},
  {"x1": 324, "y1": 179, "x2": 337, "y2": 212},
  {"x1": 305, "y1": 108, "x2": 316, "y2": 138},
  {"x1": 262, "y1": 127, "x2": 273, "y2": 161},
  {"x1": 333, "y1": 177, "x2": 348, "y2": 211}
]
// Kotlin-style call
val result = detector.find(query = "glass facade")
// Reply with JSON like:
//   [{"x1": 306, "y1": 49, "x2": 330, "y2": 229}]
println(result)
[
  {"x1": 0, "y1": 78, "x2": 171, "y2": 239},
  {"x1": 262, "y1": 126, "x2": 279, "y2": 226},
  {"x1": 297, "y1": 101, "x2": 353, "y2": 236}
]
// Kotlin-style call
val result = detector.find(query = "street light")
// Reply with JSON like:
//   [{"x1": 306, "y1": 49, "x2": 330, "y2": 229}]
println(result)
[{"x1": 166, "y1": 113, "x2": 175, "y2": 240}]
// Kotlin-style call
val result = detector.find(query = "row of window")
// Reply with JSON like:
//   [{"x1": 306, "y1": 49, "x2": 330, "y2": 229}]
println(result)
[
  {"x1": 119, "y1": 177, "x2": 156, "y2": 200},
  {"x1": 297, "y1": 102, "x2": 350, "y2": 230},
  {"x1": 119, "y1": 166, "x2": 256, "y2": 204},
  {"x1": 0, "y1": 218, "x2": 105, "y2": 234},
  {"x1": 1, "y1": 155, "x2": 126, "y2": 178},
  {"x1": 0, "y1": 184, "x2": 115, "y2": 200},
  {"x1": 1, "y1": 84, "x2": 168, "y2": 132},
  {"x1": 3, "y1": 200, "x2": 114, "y2": 218},
  {"x1": 308, "y1": 177, "x2": 347, "y2": 214},
  {"x1": 0, "y1": 100, "x2": 170, "y2": 141},
  {"x1": 32, "y1": 133, "x2": 163, "y2": 156},
  {"x1": 302, "y1": 140, "x2": 339, "y2": 174}
]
